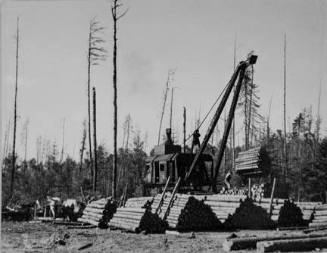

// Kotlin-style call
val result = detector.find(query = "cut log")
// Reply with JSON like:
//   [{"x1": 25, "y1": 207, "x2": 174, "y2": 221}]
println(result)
[
  {"x1": 109, "y1": 207, "x2": 167, "y2": 233},
  {"x1": 257, "y1": 236, "x2": 327, "y2": 252},
  {"x1": 223, "y1": 233, "x2": 327, "y2": 251},
  {"x1": 83, "y1": 207, "x2": 105, "y2": 214},
  {"x1": 68, "y1": 225, "x2": 97, "y2": 229},
  {"x1": 116, "y1": 207, "x2": 146, "y2": 213},
  {"x1": 78, "y1": 218, "x2": 99, "y2": 226},
  {"x1": 82, "y1": 211, "x2": 103, "y2": 220},
  {"x1": 314, "y1": 210, "x2": 327, "y2": 216},
  {"x1": 78, "y1": 197, "x2": 117, "y2": 228}
]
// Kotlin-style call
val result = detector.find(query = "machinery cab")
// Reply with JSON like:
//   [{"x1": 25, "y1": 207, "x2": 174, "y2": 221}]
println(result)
[{"x1": 143, "y1": 129, "x2": 214, "y2": 194}]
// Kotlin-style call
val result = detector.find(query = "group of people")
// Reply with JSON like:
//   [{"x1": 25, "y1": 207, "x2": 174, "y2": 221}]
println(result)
[
  {"x1": 45, "y1": 196, "x2": 85, "y2": 221},
  {"x1": 219, "y1": 187, "x2": 247, "y2": 196},
  {"x1": 251, "y1": 184, "x2": 265, "y2": 202}
]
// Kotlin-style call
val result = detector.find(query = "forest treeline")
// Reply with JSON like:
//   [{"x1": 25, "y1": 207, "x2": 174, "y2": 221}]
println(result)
[
  {"x1": 2, "y1": 106, "x2": 327, "y2": 205},
  {"x1": 2, "y1": 130, "x2": 147, "y2": 205}
]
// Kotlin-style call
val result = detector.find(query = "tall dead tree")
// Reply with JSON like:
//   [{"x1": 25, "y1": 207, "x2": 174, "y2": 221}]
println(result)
[
  {"x1": 111, "y1": 0, "x2": 127, "y2": 199},
  {"x1": 60, "y1": 118, "x2": 65, "y2": 162},
  {"x1": 169, "y1": 87, "x2": 174, "y2": 130},
  {"x1": 79, "y1": 120, "x2": 87, "y2": 173},
  {"x1": 247, "y1": 65, "x2": 254, "y2": 146},
  {"x1": 243, "y1": 77, "x2": 249, "y2": 150},
  {"x1": 2, "y1": 119, "x2": 11, "y2": 170},
  {"x1": 266, "y1": 96, "x2": 273, "y2": 141},
  {"x1": 122, "y1": 114, "x2": 132, "y2": 150},
  {"x1": 92, "y1": 87, "x2": 98, "y2": 192},
  {"x1": 36, "y1": 136, "x2": 42, "y2": 164},
  {"x1": 283, "y1": 33, "x2": 287, "y2": 179},
  {"x1": 231, "y1": 37, "x2": 237, "y2": 171},
  {"x1": 158, "y1": 72, "x2": 171, "y2": 145},
  {"x1": 9, "y1": 17, "x2": 20, "y2": 200},
  {"x1": 315, "y1": 81, "x2": 322, "y2": 142},
  {"x1": 87, "y1": 18, "x2": 106, "y2": 183},
  {"x1": 3, "y1": 121, "x2": 9, "y2": 157},
  {"x1": 183, "y1": 107, "x2": 186, "y2": 152},
  {"x1": 20, "y1": 119, "x2": 29, "y2": 162}
]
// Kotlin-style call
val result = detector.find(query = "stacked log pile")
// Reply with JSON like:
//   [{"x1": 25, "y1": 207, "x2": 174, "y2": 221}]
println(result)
[
  {"x1": 268, "y1": 200, "x2": 318, "y2": 225},
  {"x1": 296, "y1": 201, "x2": 320, "y2": 222},
  {"x1": 163, "y1": 194, "x2": 222, "y2": 231},
  {"x1": 78, "y1": 198, "x2": 117, "y2": 228},
  {"x1": 224, "y1": 198, "x2": 275, "y2": 229},
  {"x1": 254, "y1": 198, "x2": 284, "y2": 222},
  {"x1": 151, "y1": 194, "x2": 163, "y2": 213},
  {"x1": 203, "y1": 194, "x2": 246, "y2": 223},
  {"x1": 124, "y1": 197, "x2": 153, "y2": 209},
  {"x1": 310, "y1": 204, "x2": 327, "y2": 227},
  {"x1": 109, "y1": 207, "x2": 167, "y2": 233},
  {"x1": 202, "y1": 194, "x2": 317, "y2": 227},
  {"x1": 235, "y1": 147, "x2": 261, "y2": 176},
  {"x1": 151, "y1": 193, "x2": 169, "y2": 217}
]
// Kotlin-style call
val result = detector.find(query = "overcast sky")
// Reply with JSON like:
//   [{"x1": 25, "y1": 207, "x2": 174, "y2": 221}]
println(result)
[{"x1": 1, "y1": 0, "x2": 326, "y2": 160}]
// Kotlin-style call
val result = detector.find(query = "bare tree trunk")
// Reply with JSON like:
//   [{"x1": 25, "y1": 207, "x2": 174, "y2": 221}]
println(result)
[
  {"x1": 283, "y1": 33, "x2": 287, "y2": 179},
  {"x1": 158, "y1": 74, "x2": 170, "y2": 145},
  {"x1": 60, "y1": 118, "x2": 65, "y2": 162},
  {"x1": 244, "y1": 82, "x2": 249, "y2": 150},
  {"x1": 9, "y1": 17, "x2": 19, "y2": 200},
  {"x1": 24, "y1": 120, "x2": 28, "y2": 162},
  {"x1": 93, "y1": 87, "x2": 98, "y2": 193},
  {"x1": 112, "y1": 0, "x2": 118, "y2": 199},
  {"x1": 79, "y1": 120, "x2": 87, "y2": 173},
  {"x1": 169, "y1": 87, "x2": 174, "y2": 130},
  {"x1": 126, "y1": 117, "x2": 130, "y2": 150},
  {"x1": 111, "y1": 0, "x2": 127, "y2": 199},
  {"x1": 224, "y1": 111, "x2": 227, "y2": 168},
  {"x1": 122, "y1": 123, "x2": 126, "y2": 149},
  {"x1": 248, "y1": 66, "x2": 253, "y2": 147},
  {"x1": 87, "y1": 23, "x2": 94, "y2": 182},
  {"x1": 36, "y1": 136, "x2": 41, "y2": 164},
  {"x1": 231, "y1": 36, "x2": 236, "y2": 172},
  {"x1": 183, "y1": 107, "x2": 186, "y2": 153},
  {"x1": 2, "y1": 120, "x2": 10, "y2": 170},
  {"x1": 315, "y1": 81, "x2": 322, "y2": 144}
]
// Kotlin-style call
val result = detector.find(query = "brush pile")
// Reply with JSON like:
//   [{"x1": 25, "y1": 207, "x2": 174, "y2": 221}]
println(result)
[
  {"x1": 109, "y1": 207, "x2": 167, "y2": 233},
  {"x1": 310, "y1": 204, "x2": 327, "y2": 227},
  {"x1": 2, "y1": 206, "x2": 33, "y2": 221},
  {"x1": 224, "y1": 198, "x2": 275, "y2": 229},
  {"x1": 277, "y1": 200, "x2": 305, "y2": 227},
  {"x1": 2, "y1": 200, "x2": 38, "y2": 221},
  {"x1": 78, "y1": 197, "x2": 117, "y2": 228},
  {"x1": 167, "y1": 195, "x2": 222, "y2": 231}
]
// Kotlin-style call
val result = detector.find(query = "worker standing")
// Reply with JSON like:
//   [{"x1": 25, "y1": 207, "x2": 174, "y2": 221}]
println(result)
[{"x1": 191, "y1": 130, "x2": 201, "y2": 153}]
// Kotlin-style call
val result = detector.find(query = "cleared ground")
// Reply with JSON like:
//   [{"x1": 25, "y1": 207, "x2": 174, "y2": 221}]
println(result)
[{"x1": 1, "y1": 221, "x2": 324, "y2": 252}]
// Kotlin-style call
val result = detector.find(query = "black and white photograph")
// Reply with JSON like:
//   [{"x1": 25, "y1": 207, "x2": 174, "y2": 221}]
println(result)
[{"x1": 1, "y1": 0, "x2": 327, "y2": 252}]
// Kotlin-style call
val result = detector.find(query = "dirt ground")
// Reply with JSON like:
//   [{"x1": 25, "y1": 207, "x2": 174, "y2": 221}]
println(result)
[{"x1": 1, "y1": 221, "x2": 326, "y2": 253}]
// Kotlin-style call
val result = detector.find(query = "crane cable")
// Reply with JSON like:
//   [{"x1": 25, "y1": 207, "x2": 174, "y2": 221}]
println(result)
[{"x1": 185, "y1": 80, "x2": 231, "y2": 142}]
